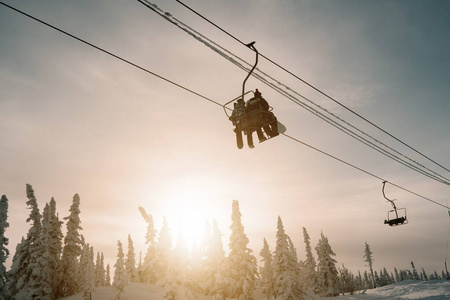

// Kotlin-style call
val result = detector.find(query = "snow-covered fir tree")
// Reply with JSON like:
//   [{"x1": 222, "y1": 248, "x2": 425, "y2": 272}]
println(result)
[
  {"x1": 163, "y1": 229, "x2": 189, "y2": 300},
  {"x1": 113, "y1": 240, "x2": 127, "y2": 300},
  {"x1": 95, "y1": 252, "x2": 106, "y2": 287},
  {"x1": 78, "y1": 243, "x2": 95, "y2": 300},
  {"x1": 205, "y1": 219, "x2": 228, "y2": 299},
  {"x1": 338, "y1": 264, "x2": 355, "y2": 295},
  {"x1": 363, "y1": 242, "x2": 375, "y2": 289},
  {"x1": 315, "y1": 232, "x2": 339, "y2": 297},
  {"x1": 227, "y1": 200, "x2": 258, "y2": 300},
  {"x1": 259, "y1": 238, "x2": 274, "y2": 300},
  {"x1": 155, "y1": 217, "x2": 172, "y2": 286},
  {"x1": 273, "y1": 216, "x2": 303, "y2": 300},
  {"x1": 139, "y1": 207, "x2": 158, "y2": 284},
  {"x1": 0, "y1": 195, "x2": 9, "y2": 299},
  {"x1": 58, "y1": 193, "x2": 83, "y2": 297},
  {"x1": 106, "y1": 263, "x2": 111, "y2": 286},
  {"x1": 411, "y1": 261, "x2": 420, "y2": 280},
  {"x1": 6, "y1": 184, "x2": 47, "y2": 299},
  {"x1": 125, "y1": 235, "x2": 137, "y2": 282},
  {"x1": 301, "y1": 227, "x2": 318, "y2": 293},
  {"x1": 46, "y1": 198, "x2": 64, "y2": 293}
]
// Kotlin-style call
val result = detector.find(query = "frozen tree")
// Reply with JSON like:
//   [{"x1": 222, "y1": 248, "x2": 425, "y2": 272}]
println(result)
[
  {"x1": 106, "y1": 264, "x2": 111, "y2": 286},
  {"x1": 205, "y1": 219, "x2": 227, "y2": 299},
  {"x1": 95, "y1": 252, "x2": 106, "y2": 287},
  {"x1": 140, "y1": 207, "x2": 158, "y2": 284},
  {"x1": 0, "y1": 195, "x2": 9, "y2": 298},
  {"x1": 227, "y1": 200, "x2": 258, "y2": 300},
  {"x1": 363, "y1": 242, "x2": 375, "y2": 288},
  {"x1": 301, "y1": 227, "x2": 318, "y2": 293},
  {"x1": 338, "y1": 264, "x2": 355, "y2": 295},
  {"x1": 6, "y1": 184, "x2": 48, "y2": 299},
  {"x1": 394, "y1": 268, "x2": 400, "y2": 282},
  {"x1": 41, "y1": 198, "x2": 63, "y2": 296},
  {"x1": 58, "y1": 194, "x2": 83, "y2": 297},
  {"x1": 125, "y1": 235, "x2": 137, "y2": 282},
  {"x1": 113, "y1": 241, "x2": 127, "y2": 300},
  {"x1": 259, "y1": 238, "x2": 274, "y2": 299},
  {"x1": 411, "y1": 261, "x2": 420, "y2": 280},
  {"x1": 155, "y1": 217, "x2": 172, "y2": 286},
  {"x1": 79, "y1": 243, "x2": 95, "y2": 299},
  {"x1": 315, "y1": 232, "x2": 339, "y2": 297},
  {"x1": 162, "y1": 229, "x2": 189, "y2": 300},
  {"x1": 273, "y1": 216, "x2": 303, "y2": 300}
]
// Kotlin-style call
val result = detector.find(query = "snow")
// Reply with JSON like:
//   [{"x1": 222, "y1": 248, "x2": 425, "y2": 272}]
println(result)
[{"x1": 62, "y1": 280, "x2": 450, "y2": 300}]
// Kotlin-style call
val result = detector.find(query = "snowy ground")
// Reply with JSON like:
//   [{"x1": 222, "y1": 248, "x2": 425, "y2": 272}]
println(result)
[{"x1": 63, "y1": 280, "x2": 450, "y2": 300}]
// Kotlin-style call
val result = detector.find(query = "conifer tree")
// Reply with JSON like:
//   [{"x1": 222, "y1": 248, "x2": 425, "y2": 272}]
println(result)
[
  {"x1": 125, "y1": 235, "x2": 137, "y2": 282},
  {"x1": 79, "y1": 243, "x2": 95, "y2": 299},
  {"x1": 301, "y1": 227, "x2": 318, "y2": 293},
  {"x1": 155, "y1": 217, "x2": 172, "y2": 286},
  {"x1": 338, "y1": 264, "x2": 355, "y2": 295},
  {"x1": 227, "y1": 200, "x2": 258, "y2": 300},
  {"x1": 315, "y1": 232, "x2": 339, "y2": 297},
  {"x1": 363, "y1": 242, "x2": 375, "y2": 288},
  {"x1": 411, "y1": 261, "x2": 420, "y2": 280},
  {"x1": 59, "y1": 194, "x2": 83, "y2": 297},
  {"x1": 139, "y1": 207, "x2": 158, "y2": 284},
  {"x1": 208, "y1": 220, "x2": 228, "y2": 299},
  {"x1": 113, "y1": 241, "x2": 127, "y2": 300},
  {"x1": 38, "y1": 198, "x2": 64, "y2": 297},
  {"x1": 0, "y1": 195, "x2": 9, "y2": 298},
  {"x1": 106, "y1": 263, "x2": 111, "y2": 286},
  {"x1": 273, "y1": 216, "x2": 303, "y2": 300},
  {"x1": 259, "y1": 238, "x2": 274, "y2": 300}
]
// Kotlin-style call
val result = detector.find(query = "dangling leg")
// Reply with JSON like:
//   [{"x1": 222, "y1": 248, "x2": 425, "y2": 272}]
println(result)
[
  {"x1": 247, "y1": 131, "x2": 255, "y2": 148},
  {"x1": 235, "y1": 128, "x2": 243, "y2": 149}
]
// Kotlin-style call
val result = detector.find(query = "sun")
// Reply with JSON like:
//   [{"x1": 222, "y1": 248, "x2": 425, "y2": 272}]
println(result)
[{"x1": 160, "y1": 176, "x2": 225, "y2": 251}]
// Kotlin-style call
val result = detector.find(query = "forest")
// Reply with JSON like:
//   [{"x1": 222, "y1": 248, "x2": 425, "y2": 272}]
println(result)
[{"x1": 0, "y1": 185, "x2": 447, "y2": 300}]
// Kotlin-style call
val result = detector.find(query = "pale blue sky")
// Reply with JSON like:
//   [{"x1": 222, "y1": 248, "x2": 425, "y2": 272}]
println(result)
[{"x1": 1, "y1": 0, "x2": 449, "y2": 274}]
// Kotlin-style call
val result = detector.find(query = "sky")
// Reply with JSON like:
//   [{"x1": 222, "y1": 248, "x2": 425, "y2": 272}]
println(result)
[{"x1": 1, "y1": 0, "x2": 449, "y2": 276}]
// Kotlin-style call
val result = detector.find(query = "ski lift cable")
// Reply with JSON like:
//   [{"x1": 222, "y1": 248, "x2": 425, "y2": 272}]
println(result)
[
  {"x1": 137, "y1": 0, "x2": 450, "y2": 186},
  {"x1": 0, "y1": 2, "x2": 224, "y2": 109},
  {"x1": 2, "y1": 1, "x2": 448, "y2": 211},
  {"x1": 173, "y1": 0, "x2": 450, "y2": 175}
]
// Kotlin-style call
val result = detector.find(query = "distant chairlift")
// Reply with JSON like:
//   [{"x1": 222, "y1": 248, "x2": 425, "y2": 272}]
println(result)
[
  {"x1": 382, "y1": 181, "x2": 408, "y2": 226},
  {"x1": 223, "y1": 42, "x2": 280, "y2": 149}
]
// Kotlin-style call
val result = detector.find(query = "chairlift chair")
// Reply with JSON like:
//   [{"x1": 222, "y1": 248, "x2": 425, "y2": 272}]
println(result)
[
  {"x1": 382, "y1": 181, "x2": 408, "y2": 226},
  {"x1": 223, "y1": 42, "x2": 280, "y2": 149}
]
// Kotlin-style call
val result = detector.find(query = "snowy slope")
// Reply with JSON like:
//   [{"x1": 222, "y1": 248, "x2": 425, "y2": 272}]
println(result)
[{"x1": 63, "y1": 280, "x2": 450, "y2": 300}]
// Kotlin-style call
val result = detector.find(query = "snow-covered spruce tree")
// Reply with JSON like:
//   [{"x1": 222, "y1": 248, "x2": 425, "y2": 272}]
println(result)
[
  {"x1": 0, "y1": 195, "x2": 9, "y2": 298},
  {"x1": 421, "y1": 268, "x2": 428, "y2": 281},
  {"x1": 338, "y1": 264, "x2": 355, "y2": 295},
  {"x1": 58, "y1": 194, "x2": 83, "y2": 297},
  {"x1": 94, "y1": 252, "x2": 106, "y2": 287},
  {"x1": 411, "y1": 261, "x2": 420, "y2": 280},
  {"x1": 13, "y1": 184, "x2": 54, "y2": 299},
  {"x1": 315, "y1": 232, "x2": 339, "y2": 297},
  {"x1": 125, "y1": 234, "x2": 137, "y2": 282},
  {"x1": 363, "y1": 242, "x2": 375, "y2": 289},
  {"x1": 46, "y1": 198, "x2": 64, "y2": 293},
  {"x1": 78, "y1": 243, "x2": 95, "y2": 299},
  {"x1": 155, "y1": 217, "x2": 172, "y2": 286},
  {"x1": 273, "y1": 216, "x2": 303, "y2": 300},
  {"x1": 113, "y1": 240, "x2": 127, "y2": 300},
  {"x1": 207, "y1": 219, "x2": 228, "y2": 299},
  {"x1": 227, "y1": 200, "x2": 258, "y2": 300},
  {"x1": 139, "y1": 207, "x2": 158, "y2": 284},
  {"x1": 286, "y1": 235, "x2": 301, "y2": 286},
  {"x1": 301, "y1": 227, "x2": 318, "y2": 293},
  {"x1": 259, "y1": 238, "x2": 274, "y2": 300},
  {"x1": 163, "y1": 229, "x2": 190, "y2": 300},
  {"x1": 106, "y1": 263, "x2": 111, "y2": 286}
]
